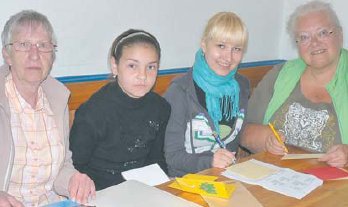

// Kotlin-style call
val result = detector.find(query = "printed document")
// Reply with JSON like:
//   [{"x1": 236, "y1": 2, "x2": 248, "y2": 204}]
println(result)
[{"x1": 222, "y1": 159, "x2": 323, "y2": 199}]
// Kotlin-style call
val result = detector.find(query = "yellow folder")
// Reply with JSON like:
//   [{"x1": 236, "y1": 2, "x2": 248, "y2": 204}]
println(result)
[{"x1": 169, "y1": 174, "x2": 236, "y2": 199}]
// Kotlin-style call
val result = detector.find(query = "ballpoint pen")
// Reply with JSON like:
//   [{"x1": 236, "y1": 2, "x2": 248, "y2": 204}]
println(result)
[
  {"x1": 212, "y1": 131, "x2": 226, "y2": 149},
  {"x1": 268, "y1": 123, "x2": 288, "y2": 153},
  {"x1": 212, "y1": 131, "x2": 236, "y2": 164}
]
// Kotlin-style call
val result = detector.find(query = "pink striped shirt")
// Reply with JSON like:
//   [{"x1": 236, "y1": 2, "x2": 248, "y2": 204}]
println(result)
[{"x1": 5, "y1": 74, "x2": 65, "y2": 206}]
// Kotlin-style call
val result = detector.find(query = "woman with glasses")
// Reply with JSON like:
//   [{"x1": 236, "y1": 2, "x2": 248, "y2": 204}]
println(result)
[
  {"x1": 0, "y1": 10, "x2": 95, "y2": 206},
  {"x1": 241, "y1": 0, "x2": 348, "y2": 168}
]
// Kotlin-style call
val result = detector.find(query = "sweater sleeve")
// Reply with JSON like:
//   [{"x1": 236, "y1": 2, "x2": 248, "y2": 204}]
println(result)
[
  {"x1": 164, "y1": 82, "x2": 213, "y2": 177},
  {"x1": 69, "y1": 101, "x2": 104, "y2": 174},
  {"x1": 145, "y1": 100, "x2": 171, "y2": 173}
]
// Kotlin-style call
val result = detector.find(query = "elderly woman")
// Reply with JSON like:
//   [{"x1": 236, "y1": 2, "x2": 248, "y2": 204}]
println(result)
[
  {"x1": 0, "y1": 10, "x2": 95, "y2": 206},
  {"x1": 164, "y1": 12, "x2": 250, "y2": 177},
  {"x1": 241, "y1": 1, "x2": 348, "y2": 168}
]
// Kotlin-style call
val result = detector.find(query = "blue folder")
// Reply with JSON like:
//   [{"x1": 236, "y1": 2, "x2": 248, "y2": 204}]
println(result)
[{"x1": 42, "y1": 200, "x2": 81, "y2": 207}]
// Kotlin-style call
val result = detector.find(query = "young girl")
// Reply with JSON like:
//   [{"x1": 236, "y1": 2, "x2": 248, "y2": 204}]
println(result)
[
  {"x1": 69, "y1": 29, "x2": 170, "y2": 190},
  {"x1": 164, "y1": 12, "x2": 250, "y2": 177}
]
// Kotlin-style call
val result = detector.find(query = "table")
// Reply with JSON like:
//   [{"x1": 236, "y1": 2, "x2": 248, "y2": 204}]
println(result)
[{"x1": 158, "y1": 147, "x2": 348, "y2": 207}]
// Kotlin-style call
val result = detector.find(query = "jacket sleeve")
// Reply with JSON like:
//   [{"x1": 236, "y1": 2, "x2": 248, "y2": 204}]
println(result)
[
  {"x1": 164, "y1": 82, "x2": 213, "y2": 177},
  {"x1": 145, "y1": 100, "x2": 171, "y2": 173},
  {"x1": 54, "y1": 105, "x2": 77, "y2": 197}
]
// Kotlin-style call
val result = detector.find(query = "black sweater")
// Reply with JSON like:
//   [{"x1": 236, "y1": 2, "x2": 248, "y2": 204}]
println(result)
[{"x1": 69, "y1": 80, "x2": 170, "y2": 190}]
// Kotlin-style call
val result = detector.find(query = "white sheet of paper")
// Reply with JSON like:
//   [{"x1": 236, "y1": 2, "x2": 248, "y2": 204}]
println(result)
[
  {"x1": 121, "y1": 163, "x2": 169, "y2": 186},
  {"x1": 281, "y1": 153, "x2": 324, "y2": 160},
  {"x1": 222, "y1": 159, "x2": 323, "y2": 199},
  {"x1": 88, "y1": 180, "x2": 202, "y2": 207}
]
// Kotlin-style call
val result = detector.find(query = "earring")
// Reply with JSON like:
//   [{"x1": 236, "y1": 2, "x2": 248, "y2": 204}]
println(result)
[{"x1": 113, "y1": 74, "x2": 116, "y2": 78}]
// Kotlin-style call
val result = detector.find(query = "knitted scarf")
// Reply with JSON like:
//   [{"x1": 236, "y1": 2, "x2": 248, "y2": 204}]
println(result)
[
  {"x1": 193, "y1": 49, "x2": 240, "y2": 134},
  {"x1": 263, "y1": 48, "x2": 348, "y2": 144}
]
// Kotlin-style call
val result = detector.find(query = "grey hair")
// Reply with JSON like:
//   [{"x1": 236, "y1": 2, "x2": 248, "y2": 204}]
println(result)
[
  {"x1": 287, "y1": 0, "x2": 341, "y2": 41},
  {"x1": 1, "y1": 10, "x2": 57, "y2": 50}
]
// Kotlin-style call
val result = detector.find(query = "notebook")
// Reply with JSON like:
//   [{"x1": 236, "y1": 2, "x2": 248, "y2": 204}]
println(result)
[{"x1": 303, "y1": 166, "x2": 348, "y2": 180}]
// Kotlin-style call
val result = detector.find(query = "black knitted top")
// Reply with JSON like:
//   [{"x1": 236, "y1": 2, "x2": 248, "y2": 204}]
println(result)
[{"x1": 70, "y1": 80, "x2": 170, "y2": 190}]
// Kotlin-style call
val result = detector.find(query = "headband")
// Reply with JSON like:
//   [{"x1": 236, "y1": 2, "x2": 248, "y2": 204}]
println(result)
[{"x1": 114, "y1": 31, "x2": 154, "y2": 55}]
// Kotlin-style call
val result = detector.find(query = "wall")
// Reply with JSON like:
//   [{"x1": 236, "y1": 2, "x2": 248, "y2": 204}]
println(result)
[
  {"x1": 2, "y1": 0, "x2": 346, "y2": 77},
  {"x1": 0, "y1": 0, "x2": 282, "y2": 77}
]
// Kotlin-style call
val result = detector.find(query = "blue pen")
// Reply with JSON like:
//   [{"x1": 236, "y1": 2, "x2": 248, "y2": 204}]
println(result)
[
  {"x1": 212, "y1": 131, "x2": 237, "y2": 164},
  {"x1": 212, "y1": 131, "x2": 226, "y2": 149}
]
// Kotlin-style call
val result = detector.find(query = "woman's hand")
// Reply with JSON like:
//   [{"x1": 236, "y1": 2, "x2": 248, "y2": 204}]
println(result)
[
  {"x1": 68, "y1": 172, "x2": 96, "y2": 205},
  {"x1": 265, "y1": 130, "x2": 287, "y2": 155},
  {"x1": 0, "y1": 191, "x2": 24, "y2": 207},
  {"x1": 319, "y1": 144, "x2": 348, "y2": 168},
  {"x1": 212, "y1": 149, "x2": 236, "y2": 168}
]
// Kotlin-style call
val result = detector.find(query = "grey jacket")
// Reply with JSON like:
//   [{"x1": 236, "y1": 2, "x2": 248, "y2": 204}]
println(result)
[
  {"x1": 164, "y1": 69, "x2": 250, "y2": 177},
  {"x1": 0, "y1": 65, "x2": 76, "y2": 197}
]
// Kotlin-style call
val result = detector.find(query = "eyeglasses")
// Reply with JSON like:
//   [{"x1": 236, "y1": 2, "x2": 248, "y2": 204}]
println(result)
[
  {"x1": 5, "y1": 41, "x2": 57, "y2": 52},
  {"x1": 295, "y1": 28, "x2": 336, "y2": 45}
]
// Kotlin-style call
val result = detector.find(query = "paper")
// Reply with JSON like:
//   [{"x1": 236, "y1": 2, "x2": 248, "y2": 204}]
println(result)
[
  {"x1": 121, "y1": 163, "x2": 169, "y2": 186},
  {"x1": 88, "y1": 180, "x2": 201, "y2": 207},
  {"x1": 169, "y1": 174, "x2": 235, "y2": 198},
  {"x1": 222, "y1": 159, "x2": 323, "y2": 199},
  {"x1": 282, "y1": 153, "x2": 324, "y2": 160},
  {"x1": 42, "y1": 200, "x2": 80, "y2": 207},
  {"x1": 226, "y1": 159, "x2": 278, "y2": 179},
  {"x1": 303, "y1": 166, "x2": 348, "y2": 180},
  {"x1": 202, "y1": 182, "x2": 263, "y2": 207}
]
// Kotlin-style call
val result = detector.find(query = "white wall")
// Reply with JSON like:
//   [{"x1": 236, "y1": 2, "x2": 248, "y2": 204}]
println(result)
[
  {"x1": 279, "y1": 0, "x2": 348, "y2": 60},
  {"x1": 2, "y1": 0, "x2": 347, "y2": 77},
  {"x1": 0, "y1": 0, "x2": 282, "y2": 77}
]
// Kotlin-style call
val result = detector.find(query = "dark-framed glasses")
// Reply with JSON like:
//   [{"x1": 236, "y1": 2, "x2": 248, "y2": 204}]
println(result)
[
  {"x1": 5, "y1": 41, "x2": 57, "y2": 52},
  {"x1": 295, "y1": 28, "x2": 336, "y2": 45}
]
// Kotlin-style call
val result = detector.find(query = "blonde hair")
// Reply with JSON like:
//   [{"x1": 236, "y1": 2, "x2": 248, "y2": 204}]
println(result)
[{"x1": 202, "y1": 12, "x2": 248, "y2": 48}]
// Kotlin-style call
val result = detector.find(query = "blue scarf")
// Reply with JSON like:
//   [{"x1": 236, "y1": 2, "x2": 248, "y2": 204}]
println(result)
[{"x1": 193, "y1": 49, "x2": 240, "y2": 134}]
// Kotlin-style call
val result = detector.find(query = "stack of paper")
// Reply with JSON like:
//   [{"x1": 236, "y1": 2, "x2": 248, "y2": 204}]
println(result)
[{"x1": 222, "y1": 159, "x2": 323, "y2": 199}]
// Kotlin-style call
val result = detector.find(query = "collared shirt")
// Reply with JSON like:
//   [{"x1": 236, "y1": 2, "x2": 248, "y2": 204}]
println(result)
[{"x1": 5, "y1": 73, "x2": 64, "y2": 206}]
